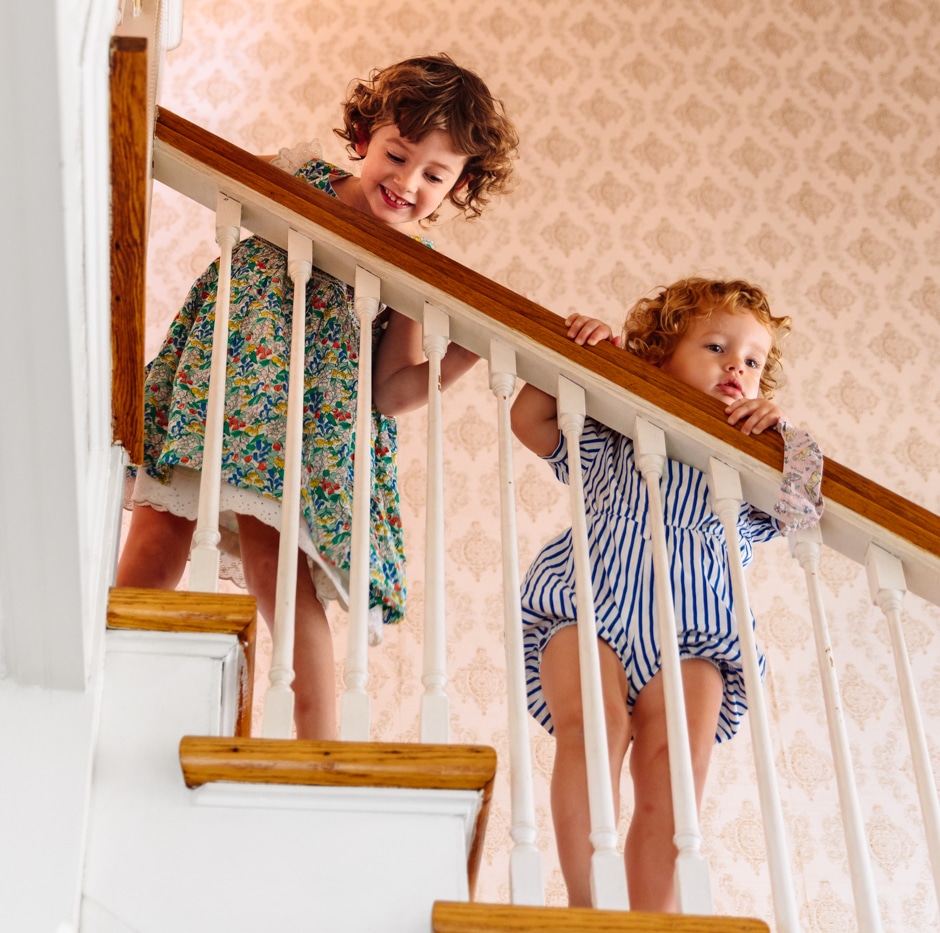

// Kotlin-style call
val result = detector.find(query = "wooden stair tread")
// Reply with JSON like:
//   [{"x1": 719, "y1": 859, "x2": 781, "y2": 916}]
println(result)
[
  {"x1": 432, "y1": 901, "x2": 770, "y2": 933},
  {"x1": 179, "y1": 735, "x2": 496, "y2": 791},
  {"x1": 108, "y1": 585, "x2": 257, "y2": 634}
]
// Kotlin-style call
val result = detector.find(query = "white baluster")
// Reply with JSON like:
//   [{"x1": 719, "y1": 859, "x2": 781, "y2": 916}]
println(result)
[
  {"x1": 633, "y1": 417, "x2": 713, "y2": 914},
  {"x1": 556, "y1": 376, "x2": 629, "y2": 910},
  {"x1": 340, "y1": 267, "x2": 381, "y2": 741},
  {"x1": 420, "y1": 303, "x2": 450, "y2": 744},
  {"x1": 708, "y1": 457, "x2": 800, "y2": 933},
  {"x1": 261, "y1": 229, "x2": 312, "y2": 739},
  {"x1": 190, "y1": 193, "x2": 241, "y2": 592},
  {"x1": 489, "y1": 341, "x2": 545, "y2": 906},
  {"x1": 866, "y1": 543, "x2": 940, "y2": 900},
  {"x1": 790, "y1": 527, "x2": 883, "y2": 931}
]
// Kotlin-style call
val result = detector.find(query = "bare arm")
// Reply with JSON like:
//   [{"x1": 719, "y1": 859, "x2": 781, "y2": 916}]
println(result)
[
  {"x1": 510, "y1": 382, "x2": 562, "y2": 457},
  {"x1": 372, "y1": 309, "x2": 480, "y2": 416}
]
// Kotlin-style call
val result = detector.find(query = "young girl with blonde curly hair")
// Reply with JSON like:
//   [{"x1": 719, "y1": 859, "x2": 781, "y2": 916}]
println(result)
[{"x1": 512, "y1": 277, "x2": 809, "y2": 911}]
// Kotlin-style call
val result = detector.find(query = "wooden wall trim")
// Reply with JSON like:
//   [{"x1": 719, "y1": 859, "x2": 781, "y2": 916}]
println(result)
[{"x1": 109, "y1": 35, "x2": 149, "y2": 464}]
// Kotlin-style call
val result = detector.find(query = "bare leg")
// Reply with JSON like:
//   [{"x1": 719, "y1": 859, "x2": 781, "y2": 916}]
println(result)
[
  {"x1": 626, "y1": 658, "x2": 723, "y2": 912},
  {"x1": 237, "y1": 514, "x2": 337, "y2": 741},
  {"x1": 540, "y1": 625, "x2": 631, "y2": 907},
  {"x1": 117, "y1": 504, "x2": 195, "y2": 589}
]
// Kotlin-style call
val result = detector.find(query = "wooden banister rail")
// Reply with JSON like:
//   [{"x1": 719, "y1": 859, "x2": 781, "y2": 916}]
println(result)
[{"x1": 151, "y1": 108, "x2": 940, "y2": 604}]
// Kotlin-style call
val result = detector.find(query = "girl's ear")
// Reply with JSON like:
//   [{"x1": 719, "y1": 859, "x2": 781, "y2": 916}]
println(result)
[{"x1": 353, "y1": 125, "x2": 370, "y2": 157}]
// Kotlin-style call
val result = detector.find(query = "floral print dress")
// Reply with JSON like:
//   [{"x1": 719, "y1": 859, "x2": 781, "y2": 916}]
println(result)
[{"x1": 132, "y1": 155, "x2": 413, "y2": 628}]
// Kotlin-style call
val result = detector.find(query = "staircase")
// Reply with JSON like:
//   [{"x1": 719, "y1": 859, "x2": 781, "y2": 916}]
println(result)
[
  {"x1": 79, "y1": 588, "x2": 769, "y2": 933},
  {"x1": 100, "y1": 35, "x2": 775, "y2": 932},
  {"x1": 80, "y1": 588, "x2": 492, "y2": 932}
]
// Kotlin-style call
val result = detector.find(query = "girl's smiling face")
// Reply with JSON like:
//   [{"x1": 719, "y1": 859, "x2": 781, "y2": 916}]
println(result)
[
  {"x1": 658, "y1": 305, "x2": 773, "y2": 403},
  {"x1": 355, "y1": 124, "x2": 467, "y2": 230}
]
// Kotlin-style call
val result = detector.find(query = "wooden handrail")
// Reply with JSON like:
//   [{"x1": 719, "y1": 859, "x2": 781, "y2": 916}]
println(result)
[{"x1": 150, "y1": 109, "x2": 940, "y2": 605}]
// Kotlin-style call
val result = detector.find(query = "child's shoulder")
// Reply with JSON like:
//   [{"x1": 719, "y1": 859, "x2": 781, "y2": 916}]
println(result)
[{"x1": 295, "y1": 157, "x2": 351, "y2": 195}]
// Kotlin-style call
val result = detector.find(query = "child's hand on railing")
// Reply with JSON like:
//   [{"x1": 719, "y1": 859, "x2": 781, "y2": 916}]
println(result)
[
  {"x1": 564, "y1": 313, "x2": 623, "y2": 348},
  {"x1": 724, "y1": 396, "x2": 786, "y2": 436}
]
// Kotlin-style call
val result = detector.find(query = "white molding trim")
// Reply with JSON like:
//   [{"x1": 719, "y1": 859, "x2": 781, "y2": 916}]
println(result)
[
  {"x1": 106, "y1": 628, "x2": 239, "y2": 660},
  {"x1": 106, "y1": 629, "x2": 242, "y2": 735},
  {"x1": 192, "y1": 783, "x2": 483, "y2": 854}
]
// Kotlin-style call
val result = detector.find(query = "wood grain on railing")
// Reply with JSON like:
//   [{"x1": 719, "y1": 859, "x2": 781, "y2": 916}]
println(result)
[
  {"x1": 179, "y1": 736, "x2": 496, "y2": 896},
  {"x1": 151, "y1": 109, "x2": 940, "y2": 588},
  {"x1": 109, "y1": 36, "x2": 149, "y2": 465}
]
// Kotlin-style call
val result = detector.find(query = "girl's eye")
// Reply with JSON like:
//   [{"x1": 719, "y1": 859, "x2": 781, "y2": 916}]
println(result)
[
  {"x1": 706, "y1": 344, "x2": 722, "y2": 353},
  {"x1": 746, "y1": 359, "x2": 762, "y2": 369},
  {"x1": 387, "y1": 152, "x2": 405, "y2": 164},
  {"x1": 426, "y1": 174, "x2": 444, "y2": 185}
]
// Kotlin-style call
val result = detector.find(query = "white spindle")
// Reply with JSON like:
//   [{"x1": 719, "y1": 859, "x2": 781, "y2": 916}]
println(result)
[
  {"x1": 489, "y1": 341, "x2": 545, "y2": 906},
  {"x1": 420, "y1": 303, "x2": 450, "y2": 744},
  {"x1": 261, "y1": 229, "x2": 312, "y2": 739},
  {"x1": 866, "y1": 543, "x2": 940, "y2": 900},
  {"x1": 340, "y1": 266, "x2": 381, "y2": 741},
  {"x1": 633, "y1": 417, "x2": 713, "y2": 914},
  {"x1": 190, "y1": 193, "x2": 241, "y2": 591},
  {"x1": 708, "y1": 457, "x2": 800, "y2": 933},
  {"x1": 790, "y1": 527, "x2": 883, "y2": 932},
  {"x1": 556, "y1": 376, "x2": 629, "y2": 910}
]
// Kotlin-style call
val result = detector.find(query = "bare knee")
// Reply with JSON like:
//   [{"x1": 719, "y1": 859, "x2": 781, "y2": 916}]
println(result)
[
  {"x1": 117, "y1": 505, "x2": 195, "y2": 589},
  {"x1": 630, "y1": 660, "x2": 722, "y2": 806},
  {"x1": 542, "y1": 628, "x2": 630, "y2": 772},
  {"x1": 236, "y1": 515, "x2": 281, "y2": 600}
]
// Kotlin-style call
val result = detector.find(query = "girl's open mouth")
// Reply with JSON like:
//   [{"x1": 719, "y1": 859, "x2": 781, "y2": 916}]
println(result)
[{"x1": 381, "y1": 186, "x2": 411, "y2": 208}]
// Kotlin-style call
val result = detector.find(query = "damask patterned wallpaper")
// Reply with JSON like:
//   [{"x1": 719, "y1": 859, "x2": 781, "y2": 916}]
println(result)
[{"x1": 137, "y1": 0, "x2": 940, "y2": 928}]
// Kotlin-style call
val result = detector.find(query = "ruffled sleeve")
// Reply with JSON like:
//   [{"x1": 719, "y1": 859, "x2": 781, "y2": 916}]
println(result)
[{"x1": 270, "y1": 141, "x2": 322, "y2": 174}]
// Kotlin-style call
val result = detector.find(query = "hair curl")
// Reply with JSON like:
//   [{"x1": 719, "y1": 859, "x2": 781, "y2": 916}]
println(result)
[
  {"x1": 622, "y1": 277, "x2": 791, "y2": 398},
  {"x1": 335, "y1": 53, "x2": 519, "y2": 223}
]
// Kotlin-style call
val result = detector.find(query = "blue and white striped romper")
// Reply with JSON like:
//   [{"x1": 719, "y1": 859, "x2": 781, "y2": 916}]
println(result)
[{"x1": 521, "y1": 417, "x2": 782, "y2": 744}]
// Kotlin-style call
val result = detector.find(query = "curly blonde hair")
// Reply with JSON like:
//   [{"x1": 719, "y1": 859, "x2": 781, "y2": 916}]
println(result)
[
  {"x1": 335, "y1": 53, "x2": 518, "y2": 223},
  {"x1": 622, "y1": 278, "x2": 791, "y2": 397}
]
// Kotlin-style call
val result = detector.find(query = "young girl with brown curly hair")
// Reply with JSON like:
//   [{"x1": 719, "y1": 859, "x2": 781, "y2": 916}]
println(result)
[{"x1": 119, "y1": 54, "x2": 518, "y2": 740}]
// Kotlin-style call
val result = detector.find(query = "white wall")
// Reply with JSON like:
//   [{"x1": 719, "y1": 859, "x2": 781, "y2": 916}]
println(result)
[{"x1": 0, "y1": 0, "x2": 122, "y2": 929}]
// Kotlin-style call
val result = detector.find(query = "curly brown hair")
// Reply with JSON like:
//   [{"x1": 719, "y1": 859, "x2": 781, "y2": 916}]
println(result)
[
  {"x1": 335, "y1": 53, "x2": 518, "y2": 223},
  {"x1": 622, "y1": 277, "x2": 791, "y2": 397}
]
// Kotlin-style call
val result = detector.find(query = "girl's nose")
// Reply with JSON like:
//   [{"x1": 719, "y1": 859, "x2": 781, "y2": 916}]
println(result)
[{"x1": 395, "y1": 167, "x2": 418, "y2": 192}]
